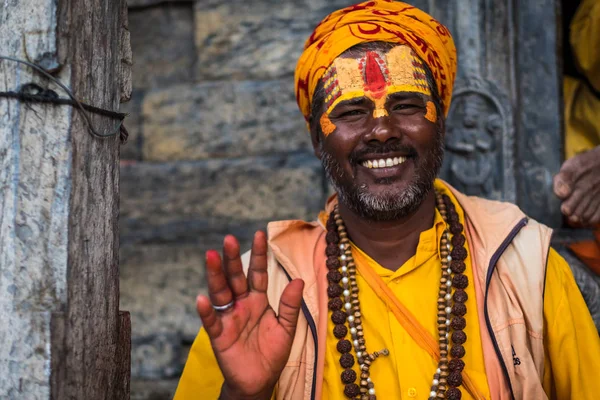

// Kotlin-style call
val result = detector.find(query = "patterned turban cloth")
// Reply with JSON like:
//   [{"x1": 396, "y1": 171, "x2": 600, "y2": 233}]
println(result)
[{"x1": 294, "y1": 0, "x2": 457, "y2": 123}]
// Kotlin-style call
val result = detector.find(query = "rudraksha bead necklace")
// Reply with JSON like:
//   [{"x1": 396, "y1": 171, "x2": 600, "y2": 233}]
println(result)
[{"x1": 326, "y1": 191, "x2": 469, "y2": 400}]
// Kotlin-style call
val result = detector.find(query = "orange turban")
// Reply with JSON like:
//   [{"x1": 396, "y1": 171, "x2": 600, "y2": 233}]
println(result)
[{"x1": 294, "y1": 0, "x2": 457, "y2": 122}]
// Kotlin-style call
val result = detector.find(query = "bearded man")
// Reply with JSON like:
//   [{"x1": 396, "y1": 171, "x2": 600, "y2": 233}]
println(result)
[{"x1": 174, "y1": 2, "x2": 600, "y2": 399}]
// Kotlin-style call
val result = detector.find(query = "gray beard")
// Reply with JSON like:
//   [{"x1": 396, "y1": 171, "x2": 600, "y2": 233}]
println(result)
[{"x1": 319, "y1": 139, "x2": 444, "y2": 222}]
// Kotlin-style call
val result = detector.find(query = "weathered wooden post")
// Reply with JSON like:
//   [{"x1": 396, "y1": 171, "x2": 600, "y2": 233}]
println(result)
[{"x1": 0, "y1": 0, "x2": 132, "y2": 398}]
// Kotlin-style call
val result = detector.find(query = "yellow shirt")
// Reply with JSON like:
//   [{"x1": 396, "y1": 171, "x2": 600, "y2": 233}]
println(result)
[
  {"x1": 175, "y1": 190, "x2": 600, "y2": 399},
  {"x1": 322, "y1": 191, "x2": 490, "y2": 399}
]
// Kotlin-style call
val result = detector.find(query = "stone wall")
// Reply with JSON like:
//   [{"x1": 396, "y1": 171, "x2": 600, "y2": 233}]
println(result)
[{"x1": 120, "y1": 1, "x2": 351, "y2": 398}]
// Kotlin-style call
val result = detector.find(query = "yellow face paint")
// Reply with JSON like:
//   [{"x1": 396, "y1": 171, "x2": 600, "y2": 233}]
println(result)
[
  {"x1": 319, "y1": 113, "x2": 337, "y2": 136},
  {"x1": 319, "y1": 45, "x2": 434, "y2": 136},
  {"x1": 425, "y1": 101, "x2": 437, "y2": 123}
]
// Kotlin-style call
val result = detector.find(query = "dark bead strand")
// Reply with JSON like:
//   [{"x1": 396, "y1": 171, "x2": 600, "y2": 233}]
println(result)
[
  {"x1": 329, "y1": 297, "x2": 343, "y2": 311},
  {"x1": 453, "y1": 289, "x2": 468, "y2": 303},
  {"x1": 446, "y1": 387, "x2": 462, "y2": 400},
  {"x1": 448, "y1": 359, "x2": 465, "y2": 372},
  {"x1": 430, "y1": 193, "x2": 453, "y2": 399},
  {"x1": 440, "y1": 194, "x2": 469, "y2": 398},
  {"x1": 328, "y1": 270, "x2": 343, "y2": 283},
  {"x1": 450, "y1": 260, "x2": 466, "y2": 274},
  {"x1": 329, "y1": 192, "x2": 470, "y2": 400},
  {"x1": 334, "y1": 324, "x2": 348, "y2": 339},
  {"x1": 341, "y1": 369, "x2": 357, "y2": 384}
]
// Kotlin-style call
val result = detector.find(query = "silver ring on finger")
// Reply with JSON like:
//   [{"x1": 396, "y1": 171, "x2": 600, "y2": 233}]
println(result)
[{"x1": 212, "y1": 300, "x2": 235, "y2": 312}]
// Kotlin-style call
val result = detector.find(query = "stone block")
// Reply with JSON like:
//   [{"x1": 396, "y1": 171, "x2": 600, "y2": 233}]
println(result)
[
  {"x1": 120, "y1": 243, "x2": 204, "y2": 379},
  {"x1": 119, "y1": 153, "x2": 325, "y2": 244},
  {"x1": 129, "y1": 4, "x2": 195, "y2": 90},
  {"x1": 141, "y1": 81, "x2": 311, "y2": 161},
  {"x1": 193, "y1": 0, "x2": 353, "y2": 80},
  {"x1": 120, "y1": 244, "x2": 206, "y2": 341},
  {"x1": 120, "y1": 233, "x2": 259, "y2": 378},
  {"x1": 130, "y1": 379, "x2": 178, "y2": 400},
  {"x1": 128, "y1": 0, "x2": 191, "y2": 8}
]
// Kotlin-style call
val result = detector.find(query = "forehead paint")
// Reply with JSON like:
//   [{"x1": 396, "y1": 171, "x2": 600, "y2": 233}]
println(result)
[{"x1": 319, "y1": 45, "x2": 433, "y2": 137}]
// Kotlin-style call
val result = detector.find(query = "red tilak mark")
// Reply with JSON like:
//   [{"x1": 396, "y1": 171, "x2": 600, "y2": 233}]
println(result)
[{"x1": 363, "y1": 52, "x2": 387, "y2": 99}]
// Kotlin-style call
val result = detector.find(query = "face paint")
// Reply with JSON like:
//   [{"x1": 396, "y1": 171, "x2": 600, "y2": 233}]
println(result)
[
  {"x1": 319, "y1": 45, "x2": 434, "y2": 136},
  {"x1": 319, "y1": 113, "x2": 337, "y2": 136},
  {"x1": 425, "y1": 101, "x2": 437, "y2": 123}
]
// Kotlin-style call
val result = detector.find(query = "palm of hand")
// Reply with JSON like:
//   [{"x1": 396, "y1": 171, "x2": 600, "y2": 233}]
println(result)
[
  {"x1": 196, "y1": 232, "x2": 304, "y2": 400},
  {"x1": 210, "y1": 293, "x2": 294, "y2": 395}
]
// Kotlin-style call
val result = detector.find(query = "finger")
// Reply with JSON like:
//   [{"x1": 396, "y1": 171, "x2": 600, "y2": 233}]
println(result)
[
  {"x1": 567, "y1": 214, "x2": 581, "y2": 227},
  {"x1": 580, "y1": 189, "x2": 600, "y2": 226},
  {"x1": 561, "y1": 188, "x2": 586, "y2": 217},
  {"x1": 277, "y1": 279, "x2": 305, "y2": 337},
  {"x1": 205, "y1": 250, "x2": 234, "y2": 307},
  {"x1": 589, "y1": 206, "x2": 600, "y2": 226},
  {"x1": 197, "y1": 294, "x2": 223, "y2": 338},
  {"x1": 248, "y1": 231, "x2": 269, "y2": 293},
  {"x1": 572, "y1": 190, "x2": 594, "y2": 223},
  {"x1": 223, "y1": 235, "x2": 249, "y2": 299},
  {"x1": 553, "y1": 171, "x2": 573, "y2": 199}
]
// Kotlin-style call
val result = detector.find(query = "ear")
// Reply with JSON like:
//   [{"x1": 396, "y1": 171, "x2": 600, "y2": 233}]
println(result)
[{"x1": 310, "y1": 121, "x2": 323, "y2": 160}]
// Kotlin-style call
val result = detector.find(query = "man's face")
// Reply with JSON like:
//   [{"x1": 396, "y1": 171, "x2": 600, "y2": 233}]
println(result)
[{"x1": 314, "y1": 45, "x2": 444, "y2": 221}]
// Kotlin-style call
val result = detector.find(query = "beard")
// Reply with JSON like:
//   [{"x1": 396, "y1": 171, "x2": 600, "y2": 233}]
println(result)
[{"x1": 320, "y1": 133, "x2": 445, "y2": 222}]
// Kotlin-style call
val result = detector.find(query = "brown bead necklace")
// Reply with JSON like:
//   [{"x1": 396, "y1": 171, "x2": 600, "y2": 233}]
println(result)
[{"x1": 326, "y1": 191, "x2": 469, "y2": 400}]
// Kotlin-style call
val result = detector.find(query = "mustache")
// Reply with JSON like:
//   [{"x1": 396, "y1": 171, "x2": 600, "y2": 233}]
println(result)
[{"x1": 349, "y1": 142, "x2": 418, "y2": 164}]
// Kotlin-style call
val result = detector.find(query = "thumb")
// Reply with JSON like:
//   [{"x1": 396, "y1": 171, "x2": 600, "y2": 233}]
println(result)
[{"x1": 277, "y1": 279, "x2": 305, "y2": 337}]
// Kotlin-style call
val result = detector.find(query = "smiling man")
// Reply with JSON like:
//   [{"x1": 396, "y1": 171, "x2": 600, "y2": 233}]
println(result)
[{"x1": 174, "y1": 2, "x2": 600, "y2": 400}]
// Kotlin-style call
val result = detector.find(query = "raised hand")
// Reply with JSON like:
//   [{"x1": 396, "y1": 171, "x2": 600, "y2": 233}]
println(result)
[
  {"x1": 553, "y1": 145, "x2": 600, "y2": 227},
  {"x1": 196, "y1": 231, "x2": 305, "y2": 400}
]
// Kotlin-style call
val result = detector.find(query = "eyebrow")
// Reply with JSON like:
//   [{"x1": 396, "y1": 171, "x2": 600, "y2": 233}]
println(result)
[
  {"x1": 386, "y1": 92, "x2": 426, "y2": 102},
  {"x1": 334, "y1": 96, "x2": 369, "y2": 108}
]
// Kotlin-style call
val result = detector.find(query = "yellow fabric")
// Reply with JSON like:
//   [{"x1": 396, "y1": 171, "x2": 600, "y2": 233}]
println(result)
[
  {"x1": 351, "y1": 231, "x2": 485, "y2": 399},
  {"x1": 564, "y1": 0, "x2": 600, "y2": 159},
  {"x1": 542, "y1": 247, "x2": 600, "y2": 399},
  {"x1": 294, "y1": 0, "x2": 457, "y2": 122},
  {"x1": 322, "y1": 183, "x2": 491, "y2": 400},
  {"x1": 175, "y1": 328, "x2": 225, "y2": 399}
]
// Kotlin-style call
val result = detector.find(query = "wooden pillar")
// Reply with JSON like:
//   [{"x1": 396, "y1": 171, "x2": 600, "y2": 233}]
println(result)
[{"x1": 0, "y1": 0, "x2": 132, "y2": 399}]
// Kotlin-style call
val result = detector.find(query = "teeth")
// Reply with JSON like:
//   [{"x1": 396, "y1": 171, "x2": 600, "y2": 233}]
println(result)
[{"x1": 362, "y1": 157, "x2": 408, "y2": 169}]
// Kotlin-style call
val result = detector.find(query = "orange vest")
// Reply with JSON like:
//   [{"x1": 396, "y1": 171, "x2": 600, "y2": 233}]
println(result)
[{"x1": 242, "y1": 181, "x2": 552, "y2": 400}]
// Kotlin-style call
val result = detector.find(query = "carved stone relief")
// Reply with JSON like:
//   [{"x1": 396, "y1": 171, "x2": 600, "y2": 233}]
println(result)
[{"x1": 440, "y1": 78, "x2": 515, "y2": 202}]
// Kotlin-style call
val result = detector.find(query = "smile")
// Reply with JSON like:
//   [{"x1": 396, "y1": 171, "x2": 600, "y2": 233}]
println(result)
[{"x1": 361, "y1": 157, "x2": 407, "y2": 169}]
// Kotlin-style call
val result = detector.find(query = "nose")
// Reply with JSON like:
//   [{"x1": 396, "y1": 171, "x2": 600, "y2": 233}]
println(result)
[{"x1": 363, "y1": 116, "x2": 400, "y2": 144}]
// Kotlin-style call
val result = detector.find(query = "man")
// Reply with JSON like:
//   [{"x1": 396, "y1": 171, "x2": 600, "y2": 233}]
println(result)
[
  {"x1": 553, "y1": 0, "x2": 600, "y2": 276},
  {"x1": 175, "y1": 2, "x2": 600, "y2": 399}
]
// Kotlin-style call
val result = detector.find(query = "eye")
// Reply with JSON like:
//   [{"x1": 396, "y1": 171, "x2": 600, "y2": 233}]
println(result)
[
  {"x1": 338, "y1": 109, "x2": 367, "y2": 118},
  {"x1": 392, "y1": 103, "x2": 420, "y2": 111}
]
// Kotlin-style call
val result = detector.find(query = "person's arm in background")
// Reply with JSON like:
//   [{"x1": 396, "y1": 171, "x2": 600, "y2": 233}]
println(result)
[{"x1": 553, "y1": 0, "x2": 600, "y2": 226}]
